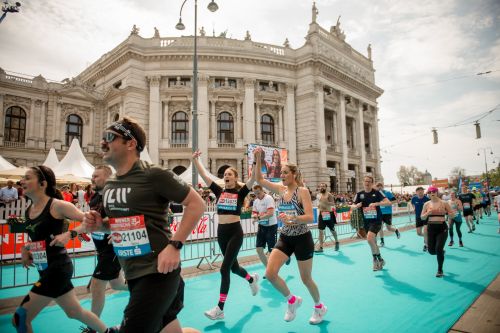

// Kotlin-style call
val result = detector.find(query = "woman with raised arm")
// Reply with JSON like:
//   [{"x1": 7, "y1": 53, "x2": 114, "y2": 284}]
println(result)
[
  {"x1": 191, "y1": 150, "x2": 259, "y2": 321},
  {"x1": 12, "y1": 166, "x2": 115, "y2": 333},
  {"x1": 253, "y1": 148, "x2": 327, "y2": 325}
]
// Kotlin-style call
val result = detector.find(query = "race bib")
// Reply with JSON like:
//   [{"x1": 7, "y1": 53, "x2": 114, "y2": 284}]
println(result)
[
  {"x1": 321, "y1": 212, "x2": 331, "y2": 221},
  {"x1": 363, "y1": 207, "x2": 378, "y2": 219},
  {"x1": 217, "y1": 192, "x2": 238, "y2": 211},
  {"x1": 92, "y1": 232, "x2": 106, "y2": 241},
  {"x1": 463, "y1": 203, "x2": 471, "y2": 210},
  {"x1": 109, "y1": 215, "x2": 151, "y2": 258},
  {"x1": 279, "y1": 203, "x2": 297, "y2": 221},
  {"x1": 29, "y1": 240, "x2": 48, "y2": 271}
]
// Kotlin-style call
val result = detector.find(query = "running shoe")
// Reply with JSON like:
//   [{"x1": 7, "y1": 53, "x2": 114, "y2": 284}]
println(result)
[
  {"x1": 395, "y1": 229, "x2": 401, "y2": 239},
  {"x1": 435, "y1": 271, "x2": 444, "y2": 278},
  {"x1": 459, "y1": 241, "x2": 464, "y2": 247},
  {"x1": 249, "y1": 273, "x2": 260, "y2": 296},
  {"x1": 472, "y1": 226, "x2": 476, "y2": 231},
  {"x1": 204, "y1": 306, "x2": 225, "y2": 320},
  {"x1": 379, "y1": 258, "x2": 385, "y2": 269},
  {"x1": 335, "y1": 242, "x2": 339, "y2": 251},
  {"x1": 448, "y1": 241, "x2": 454, "y2": 247},
  {"x1": 80, "y1": 327, "x2": 96, "y2": 333},
  {"x1": 373, "y1": 259, "x2": 381, "y2": 271},
  {"x1": 314, "y1": 247, "x2": 324, "y2": 253},
  {"x1": 104, "y1": 327, "x2": 120, "y2": 333},
  {"x1": 423, "y1": 245, "x2": 427, "y2": 252},
  {"x1": 379, "y1": 241, "x2": 385, "y2": 247},
  {"x1": 309, "y1": 305, "x2": 328, "y2": 325},
  {"x1": 284, "y1": 296, "x2": 302, "y2": 322}
]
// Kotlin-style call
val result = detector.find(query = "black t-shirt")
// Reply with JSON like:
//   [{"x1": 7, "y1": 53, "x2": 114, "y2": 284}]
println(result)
[
  {"x1": 354, "y1": 189, "x2": 386, "y2": 223},
  {"x1": 209, "y1": 182, "x2": 250, "y2": 216},
  {"x1": 103, "y1": 160, "x2": 190, "y2": 280},
  {"x1": 89, "y1": 192, "x2": 115, "y2": 257},
  {"x1": 458, "y1": 193, "x2": 475, "y2": 211}
]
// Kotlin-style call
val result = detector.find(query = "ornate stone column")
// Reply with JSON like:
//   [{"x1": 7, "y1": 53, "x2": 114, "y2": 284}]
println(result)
[
  {"x1": 147, "y1": 75, "x2": 161, "y2": 164},
  {"x1": 339, "y1": 92, "x2": 349, "y2": 192},
  {"x1": 285, "y1": 83, "x2": 297, "y2": 163},
  {"x1": 373, "y1": 107, "x2": 382, "y2": 181},
  {"x1": 315, "y1": 82, "x2": 327, "y2": 169},
  {"x1": 243, "y1": 78, "x2": 256, "y2": 143},
  {"x1": 357, "y1": 101, "x2": 366, "y2": 181},
  {"x1": 27, "y1": 100, "x2": 35, "y2": 140},
  {"x1": 256, "y1": 103, "x2": 261, "y2": 143},
  {"x1": 198, "y1": 74, "x2": 209, "y2": 165},
  {"x1": 210, "y1": 101, "x2": 216, "y2": 146},
  {"x1": 162, "y1": 101, "x2": 169, "y2": 140},
  {"x1": 236, "y1": 102, "x2": 242, "y2": 147},
  {"x1": 0, "y1": 94, "x2": 4, "y2": 138}
]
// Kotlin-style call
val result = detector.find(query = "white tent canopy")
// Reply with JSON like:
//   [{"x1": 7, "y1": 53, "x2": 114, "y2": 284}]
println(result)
[
  {"x1": 42, "y1": 147, "x2": 60, "y2": 169},
  {"x1": 52, "y1": 139, "x2": 94, "y2": 178},
  {"x1": 0, "y1": 154, "x2": 15, "y2": 171},
  {"x1": 179, "y1": 163, "x2": 221, "y2": 186},
  {"x1": 140, "y1": 146, "x2": 153, "y2": 164}
]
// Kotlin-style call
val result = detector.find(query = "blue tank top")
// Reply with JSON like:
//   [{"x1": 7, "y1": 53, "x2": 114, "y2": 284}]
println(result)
[{"x1": 278, "y1": 188, "x2": 309, "y2": 236}]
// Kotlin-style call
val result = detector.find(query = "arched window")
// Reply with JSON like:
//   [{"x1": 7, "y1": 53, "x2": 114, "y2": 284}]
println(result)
[
  {"x1": 261, "y1": 114, "x2": 274, "y2": 145},
  {"x1": 171, "y1": 112, "x2": 188, "y2": 144},
  {"x1": 172, "y1": 165, "x2": 187, "y2": 175},
  {"x1": 113, "y1": 113, "x2": 120, "y2": 122},
  {"x1": 217, "y1": 112, "x2": 234, "y2": 143},
  {"x1": 65, "y1": 114, "x2": 83, "y2": 146},
  {"x1": 4, "y1": 106, "x2": 26, "y2": 142}
]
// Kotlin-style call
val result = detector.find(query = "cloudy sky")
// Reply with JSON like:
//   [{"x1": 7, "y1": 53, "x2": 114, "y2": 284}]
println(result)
[{"x1": 1, "y1": 0, "x2": 499, "y2": 184}]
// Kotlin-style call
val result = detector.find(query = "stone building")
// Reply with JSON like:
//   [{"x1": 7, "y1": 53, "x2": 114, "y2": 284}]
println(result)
[{"x1": 0, "y1": 4, "x2": 383, "y2": 192}]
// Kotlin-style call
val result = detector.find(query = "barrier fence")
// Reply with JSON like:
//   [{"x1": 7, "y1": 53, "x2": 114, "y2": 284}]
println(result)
[{"x1": 0, "y1": 200, "x2": 414, "y2": 289}]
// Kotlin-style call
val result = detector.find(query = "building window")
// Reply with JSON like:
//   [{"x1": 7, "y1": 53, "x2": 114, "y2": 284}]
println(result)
[
  {"x1": 217, "y1": 112, "x2": 234, "y2": 143},
  {"x1": 214, "y1": 78, "x2": 237, "y2": 88},
  {"x1": 4, "y1": 106, "x2": 26, "y2": 142},
  {"x1": 261, "y1": 114, "x2": 275, "y2": 145},
  {"x1": 258, "y1": 81, "x2": 278, "y2": 92},
  {"x1": 346, "y1": 118, "x2": 355, "y2": 149},
  {"x1": 65, "y1": 114, "x2": 83, "y2": 146},
  {"x1": 325, "y1": 111, "x2": 335, "y2": 145},
  {"x1": 171, "y1": 111, "x2": 188, "y2": 143}
]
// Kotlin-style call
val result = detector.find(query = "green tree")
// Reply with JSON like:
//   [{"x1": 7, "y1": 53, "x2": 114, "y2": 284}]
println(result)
[
  {"x1": 485, "y1": 166, "x2": 500, "y2": 187},
  {"x1": 397, "y1": 165, "x2": 425, "y2": 185}
]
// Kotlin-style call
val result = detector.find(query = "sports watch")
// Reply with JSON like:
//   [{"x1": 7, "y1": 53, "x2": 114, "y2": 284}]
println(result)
[{"x1": 168, "y1": 240, "x2": 183, "y2": 250}]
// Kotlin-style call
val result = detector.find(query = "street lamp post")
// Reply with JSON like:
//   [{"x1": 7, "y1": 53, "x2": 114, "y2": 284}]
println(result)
[
  {"x1": 477, "y1": 147, "x2": 494, "y2": 191},
  {"x1": 176, "y1": 0, "x2": 218, "y2": 187}
]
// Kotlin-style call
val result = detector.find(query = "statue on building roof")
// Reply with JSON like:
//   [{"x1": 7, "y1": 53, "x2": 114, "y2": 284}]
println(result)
[
  {"x1": 153, "y1": 27, "x2": 160, "y2": 38},
  {"x1": 312, "y1": 2, "x2": 318, "y2": 23},
  {"x1": 200, "y1": 26, "x2": 206, "y2": 36},
  {"x1": 219, "y1": 29, "x2": 227, "y2": 38},
  {"x1": 330, "y1": 16, "x2": 346, "y2": 41},
  {"x1": 367, "y1": 43, "x2": 372, "y2": 60},
  {"x1": 283, "y1": 38, "x2": 290, "y2": 48},
  {"x1": 245, "y1": 30, "x2": 251, "y2": 41},
  {"x1": 131, "y1": 24, "x2": 139, "y2": 35}
]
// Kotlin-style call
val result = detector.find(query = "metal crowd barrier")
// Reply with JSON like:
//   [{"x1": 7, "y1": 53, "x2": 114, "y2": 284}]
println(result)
[{"x1": 1, "y1": 200, "x2": 415, "y2": 289}]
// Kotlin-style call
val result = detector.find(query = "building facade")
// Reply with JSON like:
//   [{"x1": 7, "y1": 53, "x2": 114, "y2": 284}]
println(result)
[{"x1": 0, "y1": 5, "x2": 383, "y2": 192}]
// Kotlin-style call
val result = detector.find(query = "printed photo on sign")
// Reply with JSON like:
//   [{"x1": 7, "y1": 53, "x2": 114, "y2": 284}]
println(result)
[{"x1": 247, "y1": 144, "x2": 288, "y2": 183}]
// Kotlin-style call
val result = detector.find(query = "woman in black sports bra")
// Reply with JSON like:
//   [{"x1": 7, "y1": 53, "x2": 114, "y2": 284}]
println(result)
[
  {"x1": 192, "y1": 150, "x2": 259, "y2": 321},
  {"x1": 12, "y1": 166, "x2": 114, "y2": 333}
]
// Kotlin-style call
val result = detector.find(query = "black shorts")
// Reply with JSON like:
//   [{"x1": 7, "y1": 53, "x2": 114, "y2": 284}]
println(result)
[
  {"x1": 275, "y1": 231, "x2": 314, "y2": 261},
  {"x1": 416, "y1": 216, "x2": 427, "y2": 228},
  {"x1": 31, "y1": 257, "x2": 74, "y2": 298},
  {"x1": 120, "y1": 269, "x2": 184, "y2": 333},
  {"x1": 463, "y1": 209, "x2": 473, "y2": 217},
  {"x1": 318, "y1": 211, "x2": 337, "y2": 230},
  {"x1": 364, "y1": 221, "x2": 382, "y2": 234},
  {"x1": 93, "y1": 254, "x2": 121, "y2": 281},
  {"x1": 381, "y1": 214, "x2": 392, "y2": 225},
  {"x1": 256, "y1": 224, "x2": 278, "y2": 252}
]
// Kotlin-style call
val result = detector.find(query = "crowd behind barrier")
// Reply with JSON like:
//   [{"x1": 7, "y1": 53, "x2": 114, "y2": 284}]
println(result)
[{"x1": 0, "y1": 198, "x2": 413, "y2": 290}]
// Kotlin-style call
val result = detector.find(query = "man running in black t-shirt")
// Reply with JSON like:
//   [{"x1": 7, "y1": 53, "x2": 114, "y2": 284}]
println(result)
[{"x1": 84, "y1": 117, "x2": 205, "y2": 333}]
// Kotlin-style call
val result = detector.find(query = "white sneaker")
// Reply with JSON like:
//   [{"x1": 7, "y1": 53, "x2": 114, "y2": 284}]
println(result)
[
  {"x1": 249, "y1": 273, "x2": 260, "y2": 296},
  {"x1": 284, "y1": 296, "x2": 302, "y2": 322},
  {"x1": 309, "y1": 305, "x2": 328, "y2": 324},
  {"x1": 204, "y1": 306, "x2": 224, "y2": 320}
]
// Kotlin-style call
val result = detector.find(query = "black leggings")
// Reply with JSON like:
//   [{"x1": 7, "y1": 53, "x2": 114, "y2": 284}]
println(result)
[
  {"x1": 448, "y1": 219, "x2": 462, "y2": 241},
  {"x1": 217, "y1": 222, "x2": 249, "y2": 295},
  {"x1": 427, "y1": 223, "x2": 448, "y2": 271}
]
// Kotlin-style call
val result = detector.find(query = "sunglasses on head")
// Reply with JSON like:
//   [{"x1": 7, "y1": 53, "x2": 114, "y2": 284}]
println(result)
[{"x1": 102, "y1": 131, "x2": 129, "y2": 144}]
